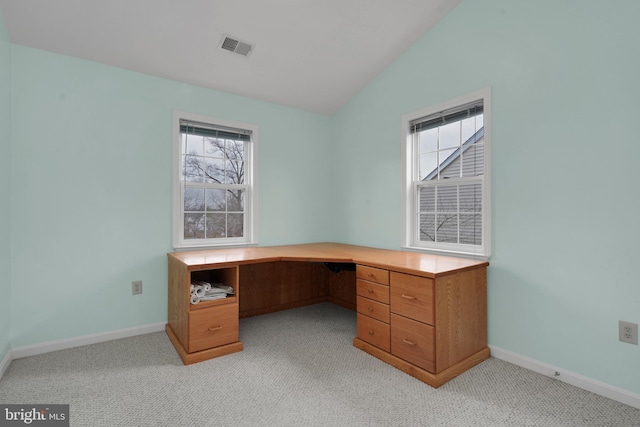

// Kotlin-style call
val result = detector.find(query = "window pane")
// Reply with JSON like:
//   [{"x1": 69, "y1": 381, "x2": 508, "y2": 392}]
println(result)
[
  {"x1": 438, "y1": 148, "x2": 458, "y2": 178},
  {"x1": 227, "y1": 190, "x2": 244, "y2": 212},
  {"x1": 436, "y1": 212, "x2": 458, "y2": 243},
  {"x1": 459, "y1": 183, "x2": 482, "y2": 213},
  {"x1": 227, "y1": 213, "x2": 244, "y2": 237},
  {"x1": 461, "y1": 117, "x2": 477, "y2": 143},
  {"x1": 184, "y1": 155, "x2": 203, "y2": 182},
  {"x1": 205, "y1": 137, "x2": 224, "y2": 158},
  {"x1": 419, "y1": 187, "x2": 435, "y2": 213},
  {"x1": 184, "y1": 213, "x2": 205, "y2": 239},
  {"x1": 206, "y1": 213, "x2": 226, "y2": 238},
  {"x1": 461, "y1": 142, "x2": 484, "y2": 177},
  {"x1": 206, "y1": 189, "x2": 226, "y2": 211},
  {"x1": 419, "y1": 152, "x2": 438, "y2": 181},
  {"x1": 460, "y1": 214, "x2": 482, "y2": 245},
  {"x1": 438, "y1": 122, "x2": 460, "y2": 150},
  {"x1": 439, "y1": 149, "x2": 460, "y2": 179},
  {"x1": 185, "y1": 134, "x2": 203, "y2": 156},
  {"x1": 419, "y1": 128, "x2": 438, "y2": 153},
  {"x1": 437, "y1": 185, "x2": 458, "y2": 213},
  {"x1": 226, "y1": 159, "x2": 244, "y2": 184},
  {"x1": 204, "y1": 158, "x2": 224, "y2": 183},
  {"x1": 419, "y1": 213, "x2": 435, "y2": 242},
  {"x1": 184, "y1": 187, "x2": 205, "y2": 211},
  {"x1": 226, "y1": 140, "x2": 244, "y2": 161}
]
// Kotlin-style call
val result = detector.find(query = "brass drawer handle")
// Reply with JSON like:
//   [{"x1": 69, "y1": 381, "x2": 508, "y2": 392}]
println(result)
[
  {"x1": 401, "y1": 294, "x2": 416, "y2": 300},
  {"x1": 402, "y1": 339, "x2": 416, "y2": 347},
  {"x1": 367, "y1": 289, "x2": 374, "y2": 294},
  {"x1": 368, "y1": 307, "x2": 374, "y2": 312},
  {"x1": 368, "y1": 329, "x2": 375, "y2": 335},
  {"x1": 367, "y1": 273, "x2": 373, "y2": 277},
  {"x1": 208, "y1": 325, "x2": 223, "y2": 331}
]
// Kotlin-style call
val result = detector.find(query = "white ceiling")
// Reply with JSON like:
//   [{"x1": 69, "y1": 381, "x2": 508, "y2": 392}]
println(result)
[{"x1": 0, "y1": 0, "x2": 461, "y2": 115}]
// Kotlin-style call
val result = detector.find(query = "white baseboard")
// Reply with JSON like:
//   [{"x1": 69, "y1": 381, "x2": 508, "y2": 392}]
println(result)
[
  {"x1": 490, "y1": 345, "x2": 640, "y2": 410},
  {"x1": 11, "y1": 322, "x2": 167, "y2": 360},
  {"x1": 0, "y1": 349, "x2": 11, "y2": 380}
]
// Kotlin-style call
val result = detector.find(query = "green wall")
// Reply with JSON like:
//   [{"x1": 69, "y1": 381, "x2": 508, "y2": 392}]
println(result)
[
  {"x1": 9, "y1": 46, "x2": 332, "y2": 347},
  {"x1": 0, "y1": 8, "x2": 12, "y2": 364},
  {"x1": 3, "y1": 0, "x2": 640, "y2": 399},
  {"x1": 332, "y1": 0, "x2": 640, "y2": 394}
]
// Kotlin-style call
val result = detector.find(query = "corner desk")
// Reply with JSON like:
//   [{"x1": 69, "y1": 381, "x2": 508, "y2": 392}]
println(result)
[{"x1": 166, "y1": 242, "x2": 489, "y2": 388}]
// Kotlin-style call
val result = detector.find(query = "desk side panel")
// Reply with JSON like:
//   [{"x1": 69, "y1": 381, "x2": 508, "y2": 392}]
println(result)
[
  {"x1": 168, "y1": 255, "x2": 190, "y2": 348},
  {"x1": 434, "y1": 266, "x2": 488, "y2": 372}
]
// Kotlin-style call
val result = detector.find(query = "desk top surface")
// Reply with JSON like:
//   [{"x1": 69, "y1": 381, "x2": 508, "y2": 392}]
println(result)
[{"x1": 168, "y1": 243, "x2": 488, "y2": 278}]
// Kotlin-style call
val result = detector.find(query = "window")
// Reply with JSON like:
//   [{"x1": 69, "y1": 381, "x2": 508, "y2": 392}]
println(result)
[
  {"x1": 402, "y1": 88, "x2": 491, "y2": 257},
  {"x1": 173, "y1": 112, "x2": 257, "y2": 248}
]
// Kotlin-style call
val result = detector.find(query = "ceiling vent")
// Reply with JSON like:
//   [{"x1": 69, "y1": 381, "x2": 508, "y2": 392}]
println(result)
[{"x1": 219, "y1": 35, "x2": 254, "y2": 57}]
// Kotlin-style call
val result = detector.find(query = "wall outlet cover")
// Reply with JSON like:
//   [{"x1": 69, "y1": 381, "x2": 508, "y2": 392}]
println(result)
[{"x1": 619, "y1": 320, "x2": 638, "y2": 345}]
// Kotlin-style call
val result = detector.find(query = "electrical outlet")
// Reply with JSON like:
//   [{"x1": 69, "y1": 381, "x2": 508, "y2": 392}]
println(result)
[
  {"x1": 132, "y1": 280, "x2": 143, "y2": 295},
  {"x1": 619, "y1": 321, "x2": 638, "y2": 345}
]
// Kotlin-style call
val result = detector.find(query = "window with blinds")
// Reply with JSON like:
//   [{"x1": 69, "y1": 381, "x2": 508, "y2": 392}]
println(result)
[
  {"x1": 173, "y1": 113, "x2": 257, "y2": 248},
  {"x1": 402, "y1": 89, "x2": 490, "y2": 257}
]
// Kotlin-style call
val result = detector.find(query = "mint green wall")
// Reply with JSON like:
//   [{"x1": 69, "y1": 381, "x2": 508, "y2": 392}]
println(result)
[
  {"x1": 0, "y1": 9, "x2": 12, "y2": 363},
  {"x1": 4, "y1": 0, "x2": 640, "y2": 399},
  {"x1": 332, "y1": 0, "x2": 640, "y2": 394},
  {"x1": 9, "y1": 46, "x2": 332, "y2": 347}
]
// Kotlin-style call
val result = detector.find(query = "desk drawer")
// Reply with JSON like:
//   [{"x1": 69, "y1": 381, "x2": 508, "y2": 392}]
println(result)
[
  {"x1": 357, "y1": 314, "x2": 390, "y2": 352},
  {"x1": 356, "y1": 279, "x2": 389, "y2": 304},
  {"x1": 357, "y1": 296, "x2": 390, "y2": 323},
  {"x1": 188, "y1": 303, "x2": 238, "y2": 353},
  {"x1": 391, "y1": 313, "x2": 435, "y2": 373},
  {"x1": 356, "y1": 265, "x2": 389, "y2": 286},
  {"x1": 390, "y1": 272, "x2": 434, "y2": 325}
]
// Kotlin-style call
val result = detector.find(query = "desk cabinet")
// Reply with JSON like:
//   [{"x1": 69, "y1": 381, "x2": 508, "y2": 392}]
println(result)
[
  {"x1": 353, "y1": 263, "x2": 488, "y2": 388},
  {"x1": 165, "y1": 257, "x2": 243, "y2": 365}
]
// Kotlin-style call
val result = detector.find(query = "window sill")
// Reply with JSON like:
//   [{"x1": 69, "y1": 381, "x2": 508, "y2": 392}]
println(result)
[
  {"x1": 401, "y1": 245, "x2": 489, "y2": 261},
  {"x1": 173, "y1": 242, "x2": 259, "y2": 252}
]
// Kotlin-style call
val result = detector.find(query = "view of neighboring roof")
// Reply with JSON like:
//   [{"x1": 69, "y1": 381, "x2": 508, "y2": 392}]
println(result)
[{"x1": 423, "y1": 126, "x2": 485, "y2": 181}]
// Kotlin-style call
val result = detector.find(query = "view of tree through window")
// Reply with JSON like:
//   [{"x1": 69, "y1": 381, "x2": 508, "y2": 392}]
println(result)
[{"x1": 181, "y1": 122, "x2": 248, "y2": 240}]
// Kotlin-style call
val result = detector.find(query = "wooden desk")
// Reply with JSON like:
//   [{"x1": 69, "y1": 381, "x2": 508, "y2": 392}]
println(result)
[{"x1": 166, "y1": 242, "x2": 489, "y2": 387}]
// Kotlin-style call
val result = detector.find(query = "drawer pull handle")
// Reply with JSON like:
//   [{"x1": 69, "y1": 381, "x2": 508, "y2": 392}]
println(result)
[
  {"x1": 367, "y1": 307, "x2": 374, "y2": 312},
  {"x1": 402, "y1": 339, "x2": 417, "y2": 347},
  {"x1": 367, "y1": 289, "x2": 374, "y2": 294},
  {"x1": 368, "y1": 329, "x2": 375, "y2": 335},
  {"x1": 208, "y1": 325, "x2": 223, "y2": 331},
  {"x1": 367, "y1": 273, "x2": 373, "y2": 277},
  {"x1": 401, "y1": 294, "x2": 416, "y2": 300}
]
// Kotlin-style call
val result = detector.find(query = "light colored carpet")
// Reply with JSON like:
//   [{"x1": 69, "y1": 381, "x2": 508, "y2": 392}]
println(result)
[{"x1": 1, "y1": 303, "x2": 639, "y2": 427}]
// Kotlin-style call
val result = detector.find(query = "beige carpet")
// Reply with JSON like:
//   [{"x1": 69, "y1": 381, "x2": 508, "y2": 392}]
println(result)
[{"x1": 1, "y1": 303, "x2": 639, "y2": 426}]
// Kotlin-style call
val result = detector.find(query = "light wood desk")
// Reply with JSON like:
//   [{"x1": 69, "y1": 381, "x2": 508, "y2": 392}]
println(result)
[{"x1": 166, "y1": 242, "x2": 489, "y2": 387}]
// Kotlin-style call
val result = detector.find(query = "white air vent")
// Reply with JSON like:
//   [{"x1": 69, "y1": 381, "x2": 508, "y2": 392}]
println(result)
[{"x1": 219, "y1": 35, "x2": 253, "y2": 57}]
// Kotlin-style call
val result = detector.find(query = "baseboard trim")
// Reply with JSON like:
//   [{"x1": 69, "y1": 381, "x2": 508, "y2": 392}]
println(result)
[
  {"x1": 0, "y1": 349, "x2": 11, "y2": 381},
  {"x1": 11, "y1": 322, "x2": 167, "y2": 360},
  {"x1": 489, "y1": 345, "x2": 640, "y2": 410}
]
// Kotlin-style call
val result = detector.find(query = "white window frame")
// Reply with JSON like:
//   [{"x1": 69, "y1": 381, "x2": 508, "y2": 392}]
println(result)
[
  {"x1": 401, "y1": 88, "x2": 491, "y2": 258},
  {"x1": 173, "y1": 111, "x2": 258, "y2": 249}
]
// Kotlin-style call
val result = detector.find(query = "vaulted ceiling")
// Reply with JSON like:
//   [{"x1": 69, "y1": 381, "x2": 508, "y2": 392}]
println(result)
[{"x1": 0, "y1": 0, "x2": 461, "y2": 115}]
